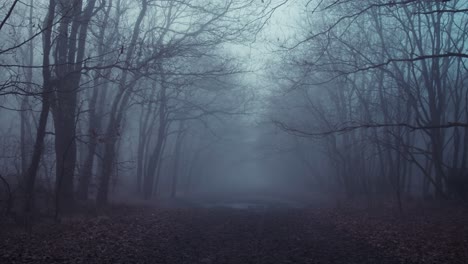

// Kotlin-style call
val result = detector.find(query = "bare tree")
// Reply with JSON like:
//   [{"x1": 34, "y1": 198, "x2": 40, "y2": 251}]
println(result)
[{"x1": 273, "y1": 0, "x2": 468, "y2": 204}]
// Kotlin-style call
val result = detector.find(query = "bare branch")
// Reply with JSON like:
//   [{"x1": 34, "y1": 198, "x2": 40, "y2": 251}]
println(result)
[{"x1": 274, "y1": 121, "x2": 468, "y2": 138}]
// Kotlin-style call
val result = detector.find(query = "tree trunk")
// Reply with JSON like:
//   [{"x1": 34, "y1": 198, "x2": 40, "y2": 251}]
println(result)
[
  {"x1": 171, "y1": 121, "x2": 186, "y2": 198},
  {"x1": 53, "y1": 77, "x2": 78, "y2": 213},
  {"x1": 77, "y1": 1, "x2": 112, "y2": 201},
  {"x1": 23, "y1": 0, "x2": 56, "y2": 217},
  {"x1": 144, "y1": 121, "x2": 166, "y2": 200},
  {"x1": 20, "y1": 0, "x2": 35, "y2": 177},
  {"x1": 96, "y1": 0, "x2": 148, "y2": 205},
  {"x1": 96, "y1": 139, "x2": 117, "y2": 206},
  {"x1": 143, "y1": 81, "x2": 168, "y2": 200}
]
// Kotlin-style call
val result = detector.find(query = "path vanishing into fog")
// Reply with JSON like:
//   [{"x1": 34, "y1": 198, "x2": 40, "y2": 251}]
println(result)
[{"x1": 1, "y1": 203, "x2": 407, "y2": 264}]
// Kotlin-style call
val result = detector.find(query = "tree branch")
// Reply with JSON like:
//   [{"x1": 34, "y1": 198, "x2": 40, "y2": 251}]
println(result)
[{"x1": 274, "y1": 121, "x2": 468, "y2": 138}]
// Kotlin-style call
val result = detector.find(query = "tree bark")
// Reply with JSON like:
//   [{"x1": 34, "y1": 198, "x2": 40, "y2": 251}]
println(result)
[{"x1": 23, "y1": 0, "x2": 56, "y2": 217}]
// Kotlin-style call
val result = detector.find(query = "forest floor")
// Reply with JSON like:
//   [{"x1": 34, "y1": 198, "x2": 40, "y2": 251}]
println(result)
[{"x1": 0, "y1": 203, "x2": 467, "y2": 264}]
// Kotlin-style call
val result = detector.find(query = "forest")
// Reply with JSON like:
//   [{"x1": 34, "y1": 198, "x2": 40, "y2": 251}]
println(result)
[{"x1": 0, "y1": 0, "x2": 467, "y2": 263}]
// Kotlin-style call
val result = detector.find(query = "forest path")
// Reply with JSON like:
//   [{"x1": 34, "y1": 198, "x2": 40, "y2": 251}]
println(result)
[
  {"x1": 1, "y1": 207, "x2": 404, "y2": 264},
  {"x1": 140, "y1": 209, "x2": 402, "y2": 264}
]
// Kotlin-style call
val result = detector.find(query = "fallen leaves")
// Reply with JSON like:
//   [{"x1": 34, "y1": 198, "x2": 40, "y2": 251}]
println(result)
[
  {"x1": 1, "y1": 203, "x2": 466, "y2": 263},
  {"x1": 317, "y1": 203, "x2": 468, "y2": 264}
]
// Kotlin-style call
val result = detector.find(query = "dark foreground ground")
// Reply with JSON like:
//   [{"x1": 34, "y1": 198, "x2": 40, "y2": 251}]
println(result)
[{"x1": 1, "y1": 204, "x2": 467, "y2": 264}]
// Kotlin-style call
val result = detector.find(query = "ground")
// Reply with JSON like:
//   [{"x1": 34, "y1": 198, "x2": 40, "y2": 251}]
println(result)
[{"x1": 0, "y1": 203, "x2": 467, "y2": 264}]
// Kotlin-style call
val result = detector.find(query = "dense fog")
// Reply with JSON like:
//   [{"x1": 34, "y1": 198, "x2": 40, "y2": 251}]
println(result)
[
  {"x1": 0, "y1": 0, "x2": 467, "y2": 216},
  {"x1": 1, "y1": 1, "x2": 468, "y2": 263}
]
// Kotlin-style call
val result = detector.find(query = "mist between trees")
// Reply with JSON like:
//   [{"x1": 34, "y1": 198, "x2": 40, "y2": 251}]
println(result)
[{"x1": 0, "y1": 0, "x2": 467, "y2": 223}]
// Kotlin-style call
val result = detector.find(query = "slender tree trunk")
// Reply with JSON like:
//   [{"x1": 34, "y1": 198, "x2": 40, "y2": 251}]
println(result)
[
  {"x1": 77, "y1": 1, "x2": 113, "y2": 201},
  {"x1": 96, "y1": 139, "x2": 117, "y2": 206},
  {"x1": 136, "y1": 86, "x2": 159, "y2": 194},
  {"x1": 20, "y1": 0, "x2": 35, "y2": 177},
  {"x1": 144, "y1": 79, "x2": 168, "y2": 200},
  {"x1": 171, "y1": 121, "x2": 185, "y2": 198},
  {"x1": 144, "y1": 120, "x2": 166, "y2": 200},
  {"x1": 96, "y1": 0, "x2": 148, "y2": 205},
  {"x1": 23, "y1": 0, "x2": 56, "y2": 217},
  {"x1": 24, "y1": 90, "x2": 51, "y2": 215}
]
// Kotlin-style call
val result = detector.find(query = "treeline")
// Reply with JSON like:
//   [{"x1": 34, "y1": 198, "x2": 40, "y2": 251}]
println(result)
[
  {"x1": 272, "y1": 0, "x2": 468, "y2": 208},
  {"x1": 0, "y1": 0, "x2": 273, "y2": 219}
]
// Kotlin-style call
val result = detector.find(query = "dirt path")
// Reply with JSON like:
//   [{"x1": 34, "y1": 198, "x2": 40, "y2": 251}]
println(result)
[
  {"x1": 141, "y1": 209, "x2": 402, "y2": 264},
  {"x1": 1, "y1": 208, "x2": 405, "y2": 264}
]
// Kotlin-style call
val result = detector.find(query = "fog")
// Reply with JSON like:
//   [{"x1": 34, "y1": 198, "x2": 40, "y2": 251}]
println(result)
[
  {"x1": 0, "y1": 0, "x2": 466, "y2": 210},
  {"x1": 1, "y1": 0, "x2": 468, "y2": 263},
  {"x1": 0, "y1": 0, "x2": 467, "y2": 209}
]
